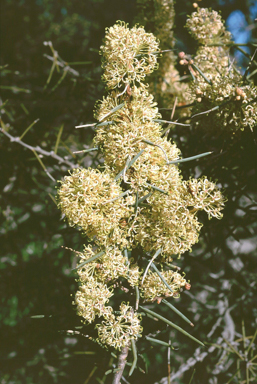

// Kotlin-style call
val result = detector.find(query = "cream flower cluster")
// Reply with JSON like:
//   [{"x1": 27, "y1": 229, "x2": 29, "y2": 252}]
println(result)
[
  {"x1": 100, "y1": 21, "x2": 159, "y2": 89},
  {"x1": 57, "y1": 22, "x2": 225, "y2": 349},
  {"x1": 185, "y1": 7, "x2": 231, "y2": 45},
  {"x1": 186, "y1": 8, "x2": 257, "y2": 133},
  {"x1": 136, "y1": 0, "x2": 190, "y2": 110}
]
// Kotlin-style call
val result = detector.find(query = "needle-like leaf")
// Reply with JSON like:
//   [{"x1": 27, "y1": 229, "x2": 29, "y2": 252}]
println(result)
[
  {"x1": 168, "y1": 152, "x2": 212, "y2": 165},
  {"x1": 145, "y1": 336, "x2": 170, "y2": 347},
  {"x1": 139, "y1": 306, "x2": 205, "y2": 346},
  {"x1": 129, "y1": 339, "x2": 137, "y2": 376},
  {"x1": 73, "y1": 250, "x2": 105, "y2": 271},
  {"x1": 162, "y1": 299, "x2": 194, "y2": 326},
  {"x1": 151, "y1": 263, "x2": 174, "y2": 294}
]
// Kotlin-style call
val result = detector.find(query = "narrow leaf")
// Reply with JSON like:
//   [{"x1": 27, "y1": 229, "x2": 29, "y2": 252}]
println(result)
[
  {"x1": 191, "y1": 63, "x2": 212, "y2": 85},
  {"x1": 154, "y1": 119, "x2": 191, "y2": 127},
  {"x1": 51, "y1": 68, "x2": 68, "y2": 92},
  {"x1": 99, "y1": 102, "x2": 125, "y2": 122},
  {"x1": 115, "y1": 149, "x2": 145, "y2": 180},
  {"x1": 188, "y1": 369, "x2": 196, "y2": 384},
  {"x1": 141, "y1": 248, "x2": 162, "y2": 285},
  {"x1": 20, "y1": 103, "x2": 29, "y2": 115},
  {"x1": 19, "y1": 119, "x2": 40, "y2": 140},
  {"x1": 73, "y1": 147, "x2": 98, "y2": 154},
  {"x1": 102, "y1": 189, "x2": 130, "y2": 204},
  {"x1": 32, "y1": 150, "x2": 55, "y2": 182},
  {"x1": 73, "y1": 250, "x2": 105, "y2": 271},
  {"x1": 146, "y1": 183, "x2": 168, "y2": 195},
  {"x1": 168, "y1": 152, "x2": 212, "y2": 165},
  {"x1": 247, "y1": 329, "x2": 257, "y2": 354},
  {"x1": 0, "y1": 85, "x2": 31, "y2": 93},
  {"x1": 96, "y1": 120, "x2": 114, "y2": 127},
  {"x1": 129, "y1": 339, "x2": 137, "y2": 376},
  {"x1": 75, "y1": 123, "x2": 96, "y2": 129},
  {"x1": 135, "y1": 286, "x2": 140, "y2": 310},
  {"x1": 54, "y1": 124, "x2": 64, "y2": 154},
  {"x1": 138, "y1": 192, "x2": 153, "y2": 205},
  {"x1": 162, "y1": 299, "x2": 194, "y2": 326},
  {"x1": 145, "y1": 336, "x2": 170, "y2": 347},
  {"x1": 134, "y1": 190, "x2": 139, "y2": 214},
  {"x1": 67, "y1": 61, "x2": 92, "y2": 65},
  {"x1": 139, "y1": 306, "x2": 205, "y2": 346},
  {"x1": 151, "y1": 263, "x2": 174, "y2": 293},
  {"x1": 143, "y1": 139, "x2": 169, "y2": 163}
]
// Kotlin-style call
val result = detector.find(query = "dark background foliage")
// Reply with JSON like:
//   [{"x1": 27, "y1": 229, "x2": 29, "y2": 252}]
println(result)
[{"x1": 0, "y1": 1, "x2": 256, "y2": 383}]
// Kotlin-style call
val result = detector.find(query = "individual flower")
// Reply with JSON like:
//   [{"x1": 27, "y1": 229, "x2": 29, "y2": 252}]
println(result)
[
  {"x1": 100, "y1": 21, "x2": 160, "y2": 88},
  {"x1": 74, "y1": 277, "x2": 113, "y2": 323},
  {"x1": 96, "y1": 303, "x2": 142, "y2": 349},
  {"x1": 141, "y1": 270, "x2": 188, "y2": 301}
]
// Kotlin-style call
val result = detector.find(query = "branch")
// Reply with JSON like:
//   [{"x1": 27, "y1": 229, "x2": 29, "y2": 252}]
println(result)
[
  {"x1": 0, "y1": 128, "x2": 77, "y2": 169},
  {"x1": 112, "y1": 347, "x2": 129, "y2": 384}
]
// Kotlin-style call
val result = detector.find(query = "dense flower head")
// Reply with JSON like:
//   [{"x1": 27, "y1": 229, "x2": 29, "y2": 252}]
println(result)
[
  {"x1": 74, "y1": 277, "x2": 113, "y2": 323},
  {"x1": 184, "y1": 7, "x2": 257, "y2": 133},
  {"x1": 96, "y1": 303, "x2": 142, "y2": 349},
  {"x1": 189, "y1": 69, "x2": 257, "y2": 132},
  {"x1": 135, "y1": 192, "x2": 202, "y2": 258},
  {"x1": 141, "y1": 270, "x2": 188, "y2": 301},
  {"x1": 57, "y1": 168, "x2": 132, "y2": 247},
  {"x1": 100, "y1": 21, "x2": 160, "y2": 88},
  {"x1": 186, "y1": 8, "x2": 231, "y2": 45},
  {"x1": 77, "y1": 245, "x2": 129, "y2": 283},
  {"x1": 182, "y1": 178, "x2": 225, "y2": 219},
  {"x1": 192, "y1": 47, "x2": 229, "y2": 80}
]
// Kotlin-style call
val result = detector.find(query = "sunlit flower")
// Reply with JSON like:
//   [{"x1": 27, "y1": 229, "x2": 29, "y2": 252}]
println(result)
[
  {"x1": 74, "y1": 277, "x2": 113, "y2": 323},
  {"x1": 77, "y1": 245, "x2": 129, "y2": 283},
  {"x1": 100, "y1": 21, "x2": 160, "y2": 88},
  {"x1": 186, "y1": 8, "x2": 231, "y2": 45},
  {"x1": 57, "y1": 168, "x2": 132, "y2": 246},
  {"x1": 141, "y1": 270, "x2": 188, "y2": 301},
  {"x1": 96, "y1": 303, "x2": 142, "y2": 349}
]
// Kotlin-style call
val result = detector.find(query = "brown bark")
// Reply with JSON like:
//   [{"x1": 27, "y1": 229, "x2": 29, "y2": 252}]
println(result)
[{"x1": 112, "y1": 346, "x2": 129, "y2": 384}]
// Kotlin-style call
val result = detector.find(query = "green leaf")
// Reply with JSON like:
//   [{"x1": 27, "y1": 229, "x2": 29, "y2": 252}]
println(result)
[
  {"x1": 139, "y1": 306, "x2": 205, "y2": 346},
  {"x1": 145, "y1": 336, "x2": 170, "y2": 347},
  {"x1": 19, "y1": 119, "x2": 40, "y2": 140},
  {"x1": 102, "y1": 190, "x2": 130, "y2": 204},
  {"x1": 151, "y1": 263, "x2": 174, "y2": 294},
  {"x1": 141, "y1": 248, "x2": 162, "y2": 285},
  {"x1": 99, "y1": 102, "x2": 125, "y2": 122},
  {"x1": 146, "y1": 183, "x2": 168, "y2": 195},
  {"x1": 162, "y1": 299, "x2": 194, "y2": 326},
  {"x1": 154, "y1": 119, "x2": 190, "y2": 127},
  {"x1": 115, "y1": 149, "x2": 145, "y2": 180},
  {"x1": 54, "y1": 124, "x2": 64, "y2": 154},
  {"x1": 73, "y1": 250, "x2": 105, "y2": 271},
  {"x1": 191, "y1": 63, "x2": 212, "y2": 85},
  {"x1": 73, "y1": 147, "x2": 99, "y2": 154},
  {"x1": 129, "y1": 339, "x2": 137, "y2": 376},
  {"x1": 138, "y1": 192, "x2": 153, "y2": 205},
  {"x1": 142, "y1": 139, "x2": 169, "y2": 163},
  {"x1": 168, "y1": 152, "x2": 212, "y2": 165}
]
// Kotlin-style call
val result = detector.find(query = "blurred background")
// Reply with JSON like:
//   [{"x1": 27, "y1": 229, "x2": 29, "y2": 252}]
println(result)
[{"x1": 0, "y1": 1, "x2": 257, "y2": 383}]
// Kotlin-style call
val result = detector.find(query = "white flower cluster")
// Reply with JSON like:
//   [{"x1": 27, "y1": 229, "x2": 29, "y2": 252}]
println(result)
[{"x1": 57, "y1": 21, "x2": 225, "y2": 349}]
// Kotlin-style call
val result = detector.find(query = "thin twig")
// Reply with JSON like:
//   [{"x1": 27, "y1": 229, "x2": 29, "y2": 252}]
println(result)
[{"x1": 0, "y1": 128, "x2": 77, "y2": 169}]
